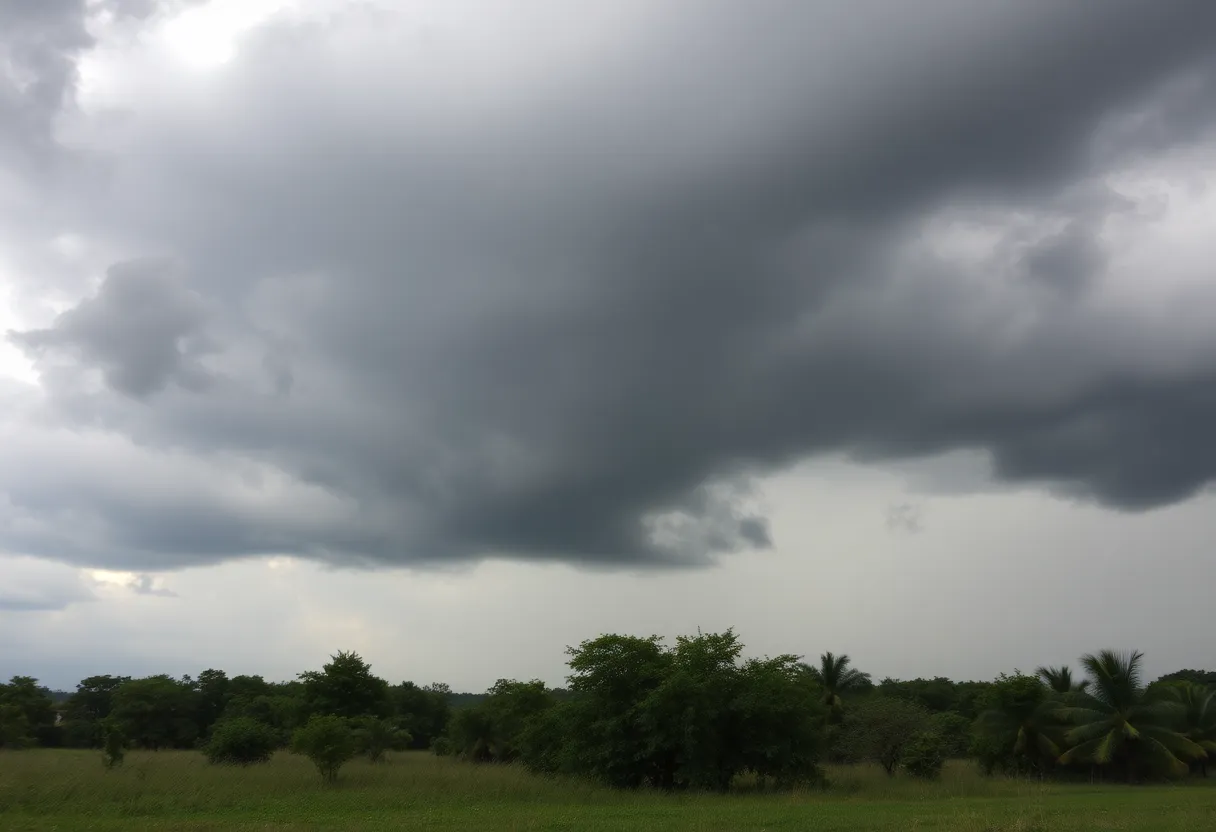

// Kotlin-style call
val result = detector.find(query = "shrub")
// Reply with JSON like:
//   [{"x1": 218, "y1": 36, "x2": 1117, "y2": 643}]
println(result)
[
  {"x1": 100, "y1": 718, "x2": 125, "y2": 770},
  {"x1": 351, "y1": 716, "x2": 411, "y2": 763},
  {"x1": 291, "y1": 715, "x2": 356, "y2": 783},
  {"x1": 204, "y1": 717, "x2": 278, "y2": 765},
  {"x1": 431, "y1": 735, "x2": 453, "y2": 757},
  {"x1": 902, "y1": 731, "x2": 946, "y2": 779}
]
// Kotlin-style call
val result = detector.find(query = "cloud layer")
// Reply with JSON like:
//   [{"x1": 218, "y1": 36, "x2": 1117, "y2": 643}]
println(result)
[{"x1": 4, "y1": 0, "x2": 1216, "y2": 571}]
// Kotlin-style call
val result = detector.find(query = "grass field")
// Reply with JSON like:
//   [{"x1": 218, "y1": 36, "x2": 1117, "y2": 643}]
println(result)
[{"x1": 2, "y1": 750, "x2": 1215, "y2": 831}]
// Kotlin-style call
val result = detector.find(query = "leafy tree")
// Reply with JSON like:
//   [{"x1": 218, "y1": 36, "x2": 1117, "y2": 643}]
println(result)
[
  {"x1": 806, "y1": 653, "x2": 871, "y2": 719},
  {"x1": 560, "y1": 634, "x2": 673, "y2": 788},
  {"x1": 100, "y1": 717, "x2": 126, "y2": 769},
  {"x1": 195, "y1": 669, "x2": 231, "y2": 738},
  {"x1": 110, "y1": 675, "x2": 199, "y2": 750},
  {"x1": 1058, "y1": 650, "x2": 1203, "y2": 781},
  {"x1": 973, "y1": 671, "x2": 1062, "y2": 777},
  {"x1": 902, "y1": 731, "x2": 946, "y2": 779},
  {"x1": 926, "y1": 711, "x2": 972, "y2": 758},
  {"x1": 299, "y1": 651, "x2": 390, "y2": 720},
  {"x1": 838, "y1": 695, "x2": 929, "y2": 775},
  {"x1": 1156, "y1": 669, "x2": 1216, "y2": 687},
  {"x1": 878, "y1": 677, "x2": 971, "y2": 715},
  {"x1": 447, "y1": 679, "x2": 554, "y2": 764},
  {"x1": 61, "y1": 675, "x2": 131, "y2": 748},
  {"x1": 352, "y1": 716, "x2": 411, "y2": 762},
  {"x1": 732, "y1": 654, "x2": 827, "y2": 788},
  {"x1": 221, "y1": 690, "x2": 304, "y2": 749},
  {"x1": 291, "y1": 715, "x2": 357, "y2": 784},
  {"x1": 204, "y1": 717, "x2": 278, "y2": 765},
  {"x1": 0, "y1": 676, "x2": 59, "y2": 747},
  {"x1": 1037, "y1": 666, "x2": 1089, "y2": 695},
  {"x1": 0, "y1": 704, "x2": 32, "y2": 749},
  {"x1": 390, "y1": 682, "x2": 451, "y2": 749}
]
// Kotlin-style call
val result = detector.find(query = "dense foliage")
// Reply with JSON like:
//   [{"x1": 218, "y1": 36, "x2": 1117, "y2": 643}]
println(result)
[
  {"x1": 7, "y1": 634, "x2": 1216, "y2": 790},
  {"x1": 204, "y1": 717, "x2": 279, "y2": 765},
  {"x1": 291, "y1": 715, "x2": 357, "y2": 783}
]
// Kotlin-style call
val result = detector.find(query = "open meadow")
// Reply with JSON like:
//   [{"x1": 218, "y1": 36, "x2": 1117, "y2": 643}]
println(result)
[{"x1": 2, "y1": 750, "x2": 1215, "y2": 832}]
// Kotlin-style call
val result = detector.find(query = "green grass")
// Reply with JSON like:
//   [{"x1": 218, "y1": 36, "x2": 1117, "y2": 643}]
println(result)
[{"x1": 2, "y1": 750, "x2": 1215, "y2": 831}]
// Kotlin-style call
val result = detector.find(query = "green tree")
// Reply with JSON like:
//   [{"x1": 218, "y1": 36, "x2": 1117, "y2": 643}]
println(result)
[
  {"x1": 561, "y1": 634, "x2": 673, "y2": 788},
  {"x1": 902, "y1": 731, "x2": 947, "y2": 779},
  {"x1": 195, "y1": 669, "x2": 231, "y2": 738},
  {"x1": 1037, "y1": 665, "x2": 1089, "y2": 695},
  {"x1": 447, "y1": 679, "x2": 554, "y2": 764},
  {"x1": 732, "y1": 654, "x2": 827, "y2": 789},
  {"x1": 291, "y1": 715, "x2": 357, "y2": 784},
  {"x1": 806, "y1": 653, "x2": 871, "y2": 719},
  {"x1": 100, "y1": 717, "x2": 126, "y2": 769},
  {"x1": 390, "y1": 682, "x2": 451, "y2": 749},
  {"x1": 973, "y1": 671, "x2": 1062, "y2": 777},
  {"x1": 1170, "y1": 682, "x2": 1216, "y2": 777},
  {"x1": 0, "y1": 676, "x2": 59, "y2": 747},
  {"x1": 926, "y1": 711, "x2": 972, "y2": 758},
  {"x1": 838, "y1": 695, "x2": 929, "y2": 775},
  {"x1": 1058, "y1": 650, "x2": 1202, "y2": 781},
  {"x1": 299, "y1": 651, "x2": 390, "y2": 719},
  {"x1": 0, "y1": 704, "x2": 32, "y2": 749},
  {"x1": 1156, "y1": 669, "x2": 1216, "y2": 687},
  {"x1": 61, "y1": 675, "x2": 130, "y2": 748},
  {"x1": 204, "y1": 717, "x2": 278, "y2": 765},
  {"x1": 110, "y1": 675, "x2": 199, "y2": 750}
]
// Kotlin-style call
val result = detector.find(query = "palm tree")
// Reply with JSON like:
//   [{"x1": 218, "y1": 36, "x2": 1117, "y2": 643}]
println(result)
[
  {"x1": 1058, "y1": 650, "x2": 1203, "y2": 781},
  {"x1": 1036, "y1": 666, "x2": 1089, "y2": 695},
  {"x1": 805, "y1": 652, "x2": 870, "y2": 718},
  {"x1": 973, "y1": 672, "x2": 1063, "y2": 776},
  {"x1": 1172, "y1": 682, "x2": 1216, "y2": 777}
]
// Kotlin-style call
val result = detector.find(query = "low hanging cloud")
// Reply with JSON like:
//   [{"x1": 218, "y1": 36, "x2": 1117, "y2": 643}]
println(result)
[{"x1": 3, "y1": 0, "x2": 1216, "y2": 572}]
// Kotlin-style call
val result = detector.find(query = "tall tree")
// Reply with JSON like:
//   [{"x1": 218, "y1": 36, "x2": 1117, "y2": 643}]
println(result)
[
  {"x1": 299, "y1": 651, "x2": 390, "y2": 719},
  {"x1": 1059, "y1": 650, "x2": 1202, "y2": 780},
  {"x1": 807, "y1": 652, "x2": 871, "y2": 718}
]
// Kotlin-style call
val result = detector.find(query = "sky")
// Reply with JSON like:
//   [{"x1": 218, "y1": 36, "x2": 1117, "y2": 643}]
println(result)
[{"x1": 2, "y1": 0, "x2": 1216, "y2": 693}]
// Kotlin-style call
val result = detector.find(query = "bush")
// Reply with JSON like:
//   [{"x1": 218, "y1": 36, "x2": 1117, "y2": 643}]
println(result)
[
  {"x1": 902, "y1": 731, "x2": 946, "y2": 779},
  {"x1": 351, "y1": 716, "x2": 411, "y2": 763},
  {"x1": 100, "y1": 718, "x2": 125, "y2": 770},
  {"x1": 204, "y1": 717, "x2": 278, "y2": 765},
  {"x1": 291, "y1": 715, "x2": 356, "y2": 783},
  {"x1": 431, "y1": 735, "x2": 453, "y2": 757}
]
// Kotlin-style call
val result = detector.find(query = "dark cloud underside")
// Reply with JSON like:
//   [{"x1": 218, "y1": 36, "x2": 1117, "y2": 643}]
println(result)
[{"x1": 3, "y1": 0, "x2": 1216, "y2": 570}]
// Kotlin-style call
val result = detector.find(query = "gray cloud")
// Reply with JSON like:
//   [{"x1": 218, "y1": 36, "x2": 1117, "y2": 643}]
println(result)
[
  {"x1": 10, "y1": 259, "x2": 212, "y2": 398},
  {"x1": 4, "y1": 1, "x2": 1216, "y2": 571},
  {"x1": 127, "y1": 573, "x2": 177, "y2": 597},
  {"x1": 885, "y1": 504, "x2": 925, "y2": 535}
]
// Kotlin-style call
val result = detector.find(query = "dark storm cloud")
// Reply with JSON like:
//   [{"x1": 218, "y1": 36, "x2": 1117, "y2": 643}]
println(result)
[
  {"x1": 10, "y1": 259, "x2": 212, "y2": 398},
  {"x1": 5, "y1": 0, "x2": 1216, "y2": 571}
]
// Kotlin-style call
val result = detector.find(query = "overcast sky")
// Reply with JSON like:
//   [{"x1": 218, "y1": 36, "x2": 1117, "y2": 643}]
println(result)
[{"x1": 3, "y1": 0, "x2": 1216, "y2": 692}]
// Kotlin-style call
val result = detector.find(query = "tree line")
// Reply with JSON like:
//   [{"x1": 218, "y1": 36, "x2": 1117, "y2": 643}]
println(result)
[{"x1": 2, "y1": 632, "x2": 1214, "y2": 787}]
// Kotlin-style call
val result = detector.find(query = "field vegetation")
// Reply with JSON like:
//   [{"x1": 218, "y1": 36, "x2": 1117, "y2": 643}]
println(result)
[{"x1": 3, "y1": 630, "x2": 1216, "y2": 829}]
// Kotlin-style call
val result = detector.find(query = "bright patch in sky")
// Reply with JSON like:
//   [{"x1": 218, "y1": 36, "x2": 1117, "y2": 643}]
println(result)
[{"x1": 159, "y1": 0, "x2": 296, "y2": 69}]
